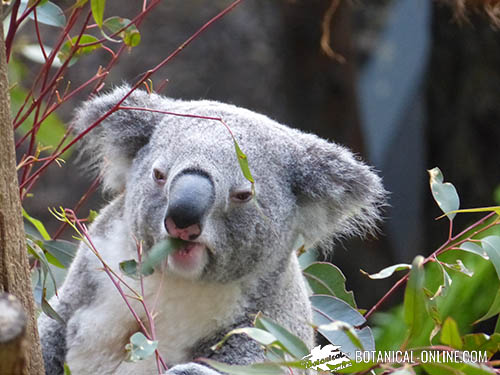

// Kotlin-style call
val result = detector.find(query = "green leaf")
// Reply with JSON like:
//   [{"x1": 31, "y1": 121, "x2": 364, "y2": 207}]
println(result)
[
  {"x1": 63, "y1": 363, "x2": 72, "y2": 375},
  {"x1": 233, "y1": 140, "x2": 254, "y2": 184},
  {"x1": 303, "y1": 262, "x2": 356, "y2": 307},
  {"x1": 440, "y1": 317, "x2": 463, "y2": 350},
  {"x1": 404, "y1": 255, "x2": 429, "y2": 345},
  {"x1": 44, "y1": 251, "x2": 65, "y2": 269},
  {"x1": 463, "y1": 333, "x2": 500, "y2": 358},
  {"x1": 58, "y1": 35, "x2": 102, "y2": 65},
  {"x1": 41, "y1": 295, "x2": 64, "y2": 325},
  {"x1": 212, "y1": 327, "x2": 277, "y2": 351},
  {"x1": 420, "y1": 360, "x2": 494, "y2": 375},
  {"x1": 459, "y1": 242, "x2": 489, "y2": 260},
  {"x1": 120, "y1": 238, "x2": 187, "y2": 278},
  {"x1": 73, "y1": 0, "x2": 88, "y2": 8},
  {"x1": 141, "y1": 238, "x2": 187, "y2": 275},
  {"x1": 434, "y1": 260, "x2": 453, "y2": 298},
  {"x1": 390, "y1": 367, "x2": 416, "y2": 375},
  {"x1": 21, "y1": 0, "x2": 66, "y2": 28},
  {"x1": 481, "y1": 236, "x2": 500, "y2": 280},
  {"x1": 87, "y1": 210, "x2": 98, "y2": 223},
  {"x1": 103, "y1": 16, "x2": 141, "y2": 47},
  {"x1": 318, "y1": 321, "x2": 363, "y2": 350},
  {"x1": 90, "y1": 0, "x2": 106, "y2": 28},
  {"x1": 202, "y1": 359, "x2": 284, "y2": 375},
  {"x1": 43, "y1": 240, "x2": 77, "y2": 268},
  {"x1": 23, "y1": 208, "x2": 50, "y2": 240},
  {"x1": 475, "y1": 288, "x2": 500, "y2": 324},
  {"x1": 428, "y1": 167, "x2": 460, "y2": 220},
  {"x1": 119, "y1": 259, "x2": 140, "y2": 279},
  {"x1": 440, "y1": 259, "x2": 473, "y2": 277},
  {"x1": 255, "y1": 315, "x2": 309, "y2": 359},
  {"x1": 360, "y1": 263, "x2": 411, "y2": 280},
  {"x1": 310, "y1": 295, "x2": 365, "y2": 327},
  {"x1": 27, "y1": 240, "x2": 57, "y2": 294},
  {"x1": 311, "y1": 295, "x2": 374, "y2": 353},
  {"x1": 125, "y1": 332, "x2": 158, "y2": 362}
]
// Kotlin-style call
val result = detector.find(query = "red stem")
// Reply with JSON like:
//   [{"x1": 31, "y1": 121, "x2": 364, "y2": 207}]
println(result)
[
  {"x1": 33, "y1": 8, "x2": 48, "y2": 62},
  {"x1": 5, "y1": 0, "x2": 22, "y2": 61}
]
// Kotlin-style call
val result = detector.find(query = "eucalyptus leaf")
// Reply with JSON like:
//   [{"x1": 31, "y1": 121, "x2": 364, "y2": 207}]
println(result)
[
  {"x1": 103, "y1": 16, "x2": 141, "y2": 47},
  {"x1": 212, "y1": 327, "x2": 277, "y2": 351},
  {"x1": 58, "y1": 35, "x2": 102, "y2": 65},
  {"x1": 43, "y1": 240, "x2": 77, "y2": 268},
  {"x1": 360, "y1": 263, "x2": 411, "y2": 280},
  {"x1": 428, "y1": 167, "x2": 460, "y2": 220},
  {"x1": 310, "y1": 295, "x2": 365, "y2": 326},
  {"x1": 125, "y1": 332, "x2": 158, "y2": 362},
  {"x1": 318, "y1": 321, "x2": 363, "y2": 350},
  {"x1": 23, "y1": 208, "x2": 51, "y2": 240},
  {"x1": 255, "y1": 315, "x2": 309, "y2": 359},
  {"x1": 404, "y1": 256, "x2": 429, "y2": 345},
  {"x1": 233, "y1": 140, "x2": 254, "y2": 184},
  {"x1": 20, "y1": 0, "x2": 66, "y2": 27},
  {"x1": 459, "y1": 242, "x2": 488, "y2": 260},
  {"x1": 421, "y1": 361, "x2": 494, "y2": 375},
  {"x1": 304, "y1": 262, "x2": 356, "y2": 307},
  {"x1": 440, "y1": 317, "x2": 463, "y2": 350},
  {"x1": 90, "y1": 0, "x2": 106, "y2": 28},
  {"x1": 42, "y1": 296, "x2": 64, "y2": 325},
  {"x1": 481, "y1": 236, "x2": 500, "y2": 280},
  {"x1": 474, "y1": 288, "x2": 500, "y2": 324},
  {"x1": 202, "y1": 359, "x2": 284, "y2": 375},
  {"x1": 141, "y1": 238, "x2": 187, "y2": 275},
  {"x1": 463, "y1": 333, "x2": 500, "y2": 358}
]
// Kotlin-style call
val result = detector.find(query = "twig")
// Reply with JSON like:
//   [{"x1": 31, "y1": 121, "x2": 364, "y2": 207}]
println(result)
[{"x1": 320, "y1": 0, "x2": 346, "y2": 63}]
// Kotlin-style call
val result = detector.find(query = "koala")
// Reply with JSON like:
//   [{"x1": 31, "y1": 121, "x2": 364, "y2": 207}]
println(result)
[{"x1": 38, "y1": 86, "x2": 385, "y2": 375}]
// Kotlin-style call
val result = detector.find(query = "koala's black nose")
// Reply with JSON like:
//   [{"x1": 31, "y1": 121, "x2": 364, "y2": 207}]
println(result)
[{"x1": 165, "y1": 171, "x2": 214, "y2": 241}]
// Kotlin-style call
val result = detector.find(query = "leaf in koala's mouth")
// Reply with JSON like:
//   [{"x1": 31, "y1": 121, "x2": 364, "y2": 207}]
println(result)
[{"x1": 119, "y1": 238, "x2": 188, "y2": 278}]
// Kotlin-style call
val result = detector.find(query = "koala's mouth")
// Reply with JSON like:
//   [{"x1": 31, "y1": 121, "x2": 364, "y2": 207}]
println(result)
[{"x1": 168, "y1": 240, "x2": 208, "y2": 275}]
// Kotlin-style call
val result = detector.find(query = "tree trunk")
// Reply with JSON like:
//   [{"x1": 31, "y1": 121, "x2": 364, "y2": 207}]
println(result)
[
  {"x1": 0, "y1": 11, "x2": 45, "y2": 375},
  {"x1": 0, "y1": 293, "x2": 28, "y2": 375}
]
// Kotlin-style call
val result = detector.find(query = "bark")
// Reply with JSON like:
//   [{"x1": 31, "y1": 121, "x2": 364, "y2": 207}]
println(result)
[
  {"x1": 0, "y1": 293, "x2": 28, "y2": 375},
  {"x1": 0, "y1": 11, "x2": 45, "y2": 375}
]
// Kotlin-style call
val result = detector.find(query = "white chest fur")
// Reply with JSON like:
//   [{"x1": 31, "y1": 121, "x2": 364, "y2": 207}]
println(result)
[{"x1": 65, "y1": 224, "x2": 242, "y2": 375}]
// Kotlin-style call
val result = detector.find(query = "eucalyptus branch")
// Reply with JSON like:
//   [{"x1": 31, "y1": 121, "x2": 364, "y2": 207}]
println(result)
[{"x1": 364, "y1": 212, "x2": 500, "y2": 320}]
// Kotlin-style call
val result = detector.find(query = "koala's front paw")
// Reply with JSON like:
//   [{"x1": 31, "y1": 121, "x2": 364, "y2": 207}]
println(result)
[{"x1": 165, "y1": 362, "x2": 220, "y2": 375}]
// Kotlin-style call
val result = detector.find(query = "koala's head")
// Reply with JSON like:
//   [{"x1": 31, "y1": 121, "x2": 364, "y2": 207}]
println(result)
[{"x1": 73, "y1": 86, "x2": 386, "y2": 283}]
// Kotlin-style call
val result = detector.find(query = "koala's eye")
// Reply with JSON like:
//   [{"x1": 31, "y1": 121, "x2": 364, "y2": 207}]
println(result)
[
  {"x1": 230, "y1": 190, "x2": 253, "y2": 203},
  {"x1": 152, "y1": 168, "x2": 166, "y2": 184}
]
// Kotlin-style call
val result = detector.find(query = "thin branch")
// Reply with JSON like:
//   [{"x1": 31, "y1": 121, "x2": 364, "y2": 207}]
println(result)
[{"x1": 320, "y1": 0, "x2": 345, "y2": 63}]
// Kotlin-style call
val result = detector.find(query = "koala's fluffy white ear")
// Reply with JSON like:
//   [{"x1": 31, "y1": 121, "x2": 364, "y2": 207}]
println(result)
[
  {"x1": 72, "y1": 86, "x2": 166, "y2": 193},
  {"x1": 289, "y1": 132, "x2": 386, "y2": 248}
]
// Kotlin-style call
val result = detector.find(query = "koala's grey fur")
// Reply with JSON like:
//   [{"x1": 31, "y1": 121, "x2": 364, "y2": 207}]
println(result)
[{"x1": 38, "y1": 86, "x2": 386, "y2": 375}]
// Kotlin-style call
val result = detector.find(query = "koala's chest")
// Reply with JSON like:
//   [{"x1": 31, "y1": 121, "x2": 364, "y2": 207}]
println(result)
[{"x1": 66, "y1": 272, "x2": 242, "y2": 374}]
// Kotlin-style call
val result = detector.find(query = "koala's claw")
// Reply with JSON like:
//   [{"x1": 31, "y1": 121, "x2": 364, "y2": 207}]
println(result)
[{"x1": 165, "y1": 362, "x2": 220, "y2": 375}]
